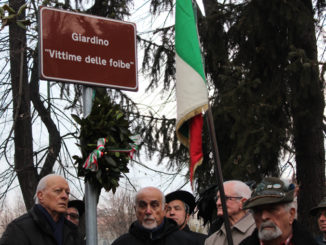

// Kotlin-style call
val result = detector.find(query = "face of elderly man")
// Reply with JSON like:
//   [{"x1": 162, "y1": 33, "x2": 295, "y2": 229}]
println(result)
[
  {"x1": 252, "y1": 203, "x2": 295, "y2": 243},
  {"x1": 135, "y1": 187, "x2": 166, "y2": 229},
  {"x1": 216, "y1": 181, "x2": 248, "y2": 225},
  {"x1": 37, "y1": 175, "x2": 70, "y2": 222}
]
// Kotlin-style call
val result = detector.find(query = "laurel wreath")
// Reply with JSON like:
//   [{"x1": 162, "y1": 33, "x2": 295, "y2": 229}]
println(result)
[{"x1": 72, "y1": 95, "x2": 131, "y2": 193}]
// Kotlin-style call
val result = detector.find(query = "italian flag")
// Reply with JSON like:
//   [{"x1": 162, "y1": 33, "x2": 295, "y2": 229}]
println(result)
[{"x1": 175, "y1": 0, "x2": 208, "y2": 186}]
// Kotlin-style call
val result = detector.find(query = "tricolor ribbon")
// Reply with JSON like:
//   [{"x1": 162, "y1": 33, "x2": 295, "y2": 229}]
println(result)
[
  {"x1": 107, "y1": 135, "x2": 141, "y2": 160},
  {"x1": 83, "y1": 135, "x2": 141, "y2": 172},
  {"x1": 128, "y1": 135, "x2": 141, "y2": 159},
  {"x1": 83, "y1": 138, "x2": 107, "y2": 171}
]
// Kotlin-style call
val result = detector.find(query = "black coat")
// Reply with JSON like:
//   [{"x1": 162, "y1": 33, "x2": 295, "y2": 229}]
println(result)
[
  {"x1": 183, "y1": 225, "x2": 207, "y2": 245},
  {"x1": 316, "y1": 235, "x2": 326, "y2": 245},
  {"x1": 0, "y1": 205, "x2": 82, "y2": 245},
  {"x1": 112, "y1": 218, "x2": 202, "y2": 245},
  {"x1": 239, "y1": 220, "x2": 319, "y2": 245}
]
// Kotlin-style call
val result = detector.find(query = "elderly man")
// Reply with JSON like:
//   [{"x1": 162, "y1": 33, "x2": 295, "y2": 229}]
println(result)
[
  {"x1": 0, "y1": 174, "x2": 81, "y2": 245},
  {"x1": 310, "y1": 196, "x2": 326, "y2": 244},
  {"x1": 166, "y1": 190, "x2": 207, "y2": 243},
  {"x1": 240, "y1": 177, "x2": 318, "y2": 245},
  {"x1": 112, "y1": 186, "x2": 202, "y2": 245},
  {"x1": 205, "y1": 180, "x2": 255, "y2": 245}
]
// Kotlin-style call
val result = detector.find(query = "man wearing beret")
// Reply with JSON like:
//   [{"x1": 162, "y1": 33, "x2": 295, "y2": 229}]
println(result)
[
  {"x1": 239, "y1": 177, "x2": 318, "y2": 245},
  {"x1": 205, "y1": 180, "x2": 255, "y2": 245},
  {"x1": 310, "y1": 196, "x2": 326, "y2": 245},
  {"x1": 166, "y1": 190, "x2": 207, "y2": 244}
]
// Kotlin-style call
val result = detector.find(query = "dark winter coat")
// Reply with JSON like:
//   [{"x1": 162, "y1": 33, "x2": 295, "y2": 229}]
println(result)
[
  {"x1": 316, "y1": 235, "x2": 326, "y2": 245},
  {"x1": 112, "y1": 217, "x2": 202, "y2": 245},
  {"x1": 0, "y1": 205, "x2": 82, "y2": 245},
  {"x1": 183, "y1": 225, "x2": 207, "y2": 245},
  {"x1": 239, "y1": 220, "x2": 319, "y2": 245}
]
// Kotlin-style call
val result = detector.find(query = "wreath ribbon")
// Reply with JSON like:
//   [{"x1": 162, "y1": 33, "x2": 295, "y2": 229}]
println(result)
[
  {"x1": 83, "y1": 138, "x2": 107, "y2": 171},
  {"x1": 108, "y1": 135, "x2": 141, "y2": 159},
  {"x1": 83, "y1": 135, "x2": 141, "y2": 171}
]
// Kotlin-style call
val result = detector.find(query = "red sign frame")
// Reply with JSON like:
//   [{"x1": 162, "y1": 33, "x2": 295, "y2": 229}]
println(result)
[{"x1": 39, "y1": 7, "x2": 138, "y2": 91}]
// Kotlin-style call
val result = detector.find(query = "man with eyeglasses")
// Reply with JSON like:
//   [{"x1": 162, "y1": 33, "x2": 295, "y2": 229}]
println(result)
[
  {"x1": 66, "y1": 199, "x2": 86, "y2": 244},
  {"x1": 0, "y1": 174, "x2": 82, "y2": 245},
  {"x1": 165, "y1": 190, "x2": 207, "y2": 244},
  {"x1": 65, "y1": 208, "x2": 79, "y2": 226},
  {"x1": 66, "y1": 200, "x2": 85, "y2": 226},
  {"x1": 205, "y1": 180, "x2": 255, "y2": 245},
  {"x1": 111, "y1": 186, "x2": 202, "y2": 245},
  {"x1": 239, "y1": 177, "x2": 318, "y2": 245}
]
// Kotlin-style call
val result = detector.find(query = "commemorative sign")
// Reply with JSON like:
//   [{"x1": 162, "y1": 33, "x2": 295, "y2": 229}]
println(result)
[{"x1": 39, "y1": 7, "x2": 138, "y2": 91}]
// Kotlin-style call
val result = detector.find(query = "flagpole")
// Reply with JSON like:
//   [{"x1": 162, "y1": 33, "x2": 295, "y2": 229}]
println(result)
[
  {"x1": 174, "y1": 0, "x2": 234, "y2": 243},
  {"x1": 205, "y1": 104, "x2": 234, "y2": 245}
]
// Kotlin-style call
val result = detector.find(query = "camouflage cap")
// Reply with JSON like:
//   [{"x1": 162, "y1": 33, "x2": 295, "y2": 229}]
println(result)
[
  {"x1": 243, "y1": 177, "x2": 295, "y2": 209},
  {"x1": 310, "y1": 197, "x2": 326, "y2": 216}
]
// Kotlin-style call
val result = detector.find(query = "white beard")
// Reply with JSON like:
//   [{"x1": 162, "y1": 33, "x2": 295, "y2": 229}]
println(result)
[
  {"x1": 142, "y1": 215, "x2": 158, "y2": 229},
  {"x1": 258, "y1": 220, "x2": 283, "y2": 241}
]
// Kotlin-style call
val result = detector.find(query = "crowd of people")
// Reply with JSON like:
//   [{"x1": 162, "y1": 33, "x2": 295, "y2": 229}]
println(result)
[{"x1": 0, "y1": 174, "x2": 325, "y2": 245}]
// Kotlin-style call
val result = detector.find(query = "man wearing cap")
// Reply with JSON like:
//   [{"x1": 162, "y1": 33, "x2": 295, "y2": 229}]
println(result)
[
  {"x1": 239, "y1": 177, "x2": 318, "y2": 245},
  {"x1": 166, "y1": 190, "x2": 207, "y2": 243},
  {"x1": 112, "y1": 186, "x2": 202, "y2": 245},
  {"x1": 205, "y1": 180, "x2": 255, "y2": 245},
  {"x1": 310, "y1": 196, "x2": 326, "y2": 245}
]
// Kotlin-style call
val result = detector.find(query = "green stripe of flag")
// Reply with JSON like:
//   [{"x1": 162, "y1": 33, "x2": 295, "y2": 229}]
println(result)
[{"x1": 175, "y1": 0, "x2": 206, "y2": 83}]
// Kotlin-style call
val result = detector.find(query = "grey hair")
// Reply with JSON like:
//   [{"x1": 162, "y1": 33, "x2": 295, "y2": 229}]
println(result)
[
  {"x1": 283, "y1": 197, "x2": 298, "y2": 219},
  {"x1": 284, "y1": 201, "x2": 296, "y2": 211},
  {"x1": 34, "y1": 174, "x2": 62, "y2": 204},
  {"x1": 135, "y1": 187, "x2": 166, "y2": 210},
  {"x1": 280, "y1": 178, "x2": 297, "y2": 218},
  {"x1": 224, "y1": 180, "x2": 252, "y2": 199}
]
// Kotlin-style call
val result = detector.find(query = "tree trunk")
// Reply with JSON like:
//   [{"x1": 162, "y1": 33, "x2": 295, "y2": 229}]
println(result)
[
  {"x1": 293, "y1": 0, "x2": 325, "y2": 235},
  {"x1": 30, "y1": 51, "x2": 61, "y2": 180},
  {"x1": 9, "y1": 0, "x2": 38, "y2": 210}
]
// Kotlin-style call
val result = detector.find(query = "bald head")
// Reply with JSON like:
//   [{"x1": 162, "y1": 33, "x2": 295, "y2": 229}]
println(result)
[
  {"x1": 35, "y1": 174, "x2": 70, "y2": 222},
  {"x1": 135, "y1": 187, "x2": 165, "y2": 207},
  {"x1": 35, "y1": 174, "x2": 67, "y2": 201},
  {"x1": 134, "y1": 187, "x2": 166, "y2": 229}
]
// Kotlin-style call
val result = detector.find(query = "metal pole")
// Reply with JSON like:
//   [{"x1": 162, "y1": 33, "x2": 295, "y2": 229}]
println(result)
[
  {"x1": 206, "y1": 104, "x2": 234, "y2": 245},
  {"x1": 83, "y1": 86, "x2": 98, "y2": 245}
]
